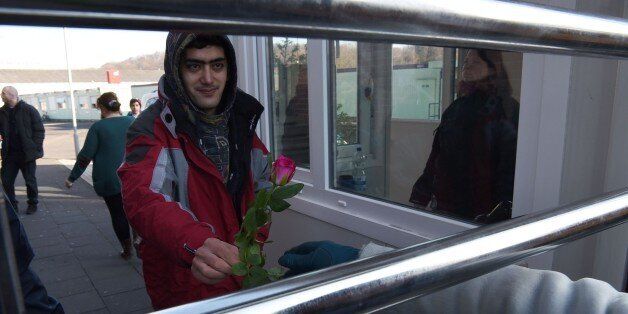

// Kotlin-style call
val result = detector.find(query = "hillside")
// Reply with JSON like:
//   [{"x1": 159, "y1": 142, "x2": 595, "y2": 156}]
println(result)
[{"x1": 100, "y1": 51, "x2": 164, "y2": 70}]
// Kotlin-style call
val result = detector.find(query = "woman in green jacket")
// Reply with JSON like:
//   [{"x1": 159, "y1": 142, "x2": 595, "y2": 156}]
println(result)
[{"x1": 65, "y1": 92, "x2": 135, "y2": 259}]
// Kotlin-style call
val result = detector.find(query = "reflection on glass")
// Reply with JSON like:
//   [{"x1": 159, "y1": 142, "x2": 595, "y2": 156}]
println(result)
[
  {"x1": 392, "y1": 44, "x2": 443, "y2": 120},
  {"x1": 331, "y1": 43, "x2": 521, "y2": 224},
  {"x1": 270, "y1": 37, "x2": 309, "y2": 168},
  {"x1": 334, "y1": 41, "x2": 358, "y2": 146},
  {"x1": 410, "y1": 49, "x2": 519, "y2": 223}
]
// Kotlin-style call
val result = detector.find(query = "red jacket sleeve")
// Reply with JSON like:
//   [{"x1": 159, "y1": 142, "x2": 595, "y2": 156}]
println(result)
[{"x1": 118, "y1": 132, "x2": 214, "y2": 266}]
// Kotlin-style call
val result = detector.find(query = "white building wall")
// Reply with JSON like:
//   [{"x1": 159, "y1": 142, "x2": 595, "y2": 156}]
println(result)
[
  {"x1": 5, "y1": 81, "x2": 156, "y2": 119},
  {"x1": 551, "y1": 0, "x2": 627, "y2": 290}
]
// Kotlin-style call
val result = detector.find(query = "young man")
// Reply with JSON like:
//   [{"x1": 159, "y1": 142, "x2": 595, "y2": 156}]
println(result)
[
  {"x1": 0, "y1": 86, "x2": 45, "y2": 214},
  {"x1": 127, "y1": 98, "x2": 142, "y2": 118},
  {"x1": 118, "y1": 33, "x2": 271, "y2": 309}
]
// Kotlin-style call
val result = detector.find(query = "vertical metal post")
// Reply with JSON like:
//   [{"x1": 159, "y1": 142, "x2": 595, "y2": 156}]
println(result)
[
  {"x1": 0, "y1": 191, "x2": 25, "y2": 314},
  {"x1": 63, "y1": 27, "x2": 81, "y2": 156}
]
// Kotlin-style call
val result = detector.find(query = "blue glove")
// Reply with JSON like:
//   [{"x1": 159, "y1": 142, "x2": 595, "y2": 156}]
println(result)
[{"x1": 278, "y1": 241, "x2": 360, "y2": 277}]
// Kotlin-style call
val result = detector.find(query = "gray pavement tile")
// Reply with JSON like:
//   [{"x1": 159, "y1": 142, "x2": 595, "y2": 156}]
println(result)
[
  {"x1": 51, "y1": 210, "x2": 84, "y2": 220},
  {"x1": 128, "y1": 307, "x2": 153, "y2": 314},
  {"x1": 32, "y1": 243, "x2": 74, "y2": 259},
  {"x1": 60, "y1": 222, "x2": 100, "y2": 238},
  {"x1": 53, "y1": 213, "x2": 90, "y2": 225},
  {"x1": 46, "y1": 276, "x2": 95, "y2": 298},
  {"x1": 26, "y1": 226, "x2": 64, "y2": 240},
  {"x1": 21, "y1": 220, "x2": 58, "y2": 232},
  {"x1": 92, "y1": 272, "x2": 145, "y2": 296},
  {"x1": 19, "y1": 213, "x2": 53, "y2": 224},
  {"x1": 86, "y1": 213, "x2": 111, "y2": 224},
  {"x1": 31, "y1": 253, "x2": 80, "y2": 272},
  {"x1": 84, "y1": 263, "x2": 139, "y2": 281},
  {"x1": 84, "y1": 309, "x2": 111, "y2": 314},
  {"x1": 67, "y1": 234, "x2": 111, "y2": 248},
  {"x1": 37, "y1": 264, "x2": 87, "y2": 284},
  {"x1": 103, "y1": 288, "x2": 152, "y2": 314},
  {"x1": 29, "y1": 234, "x2": 67, "y2": 249},
  {"x1": 58, "y1": 291, "x2": 106, "y2": 314},
  {"x1": 73, "y1": 242, "x2": 119, "y2": 262}
]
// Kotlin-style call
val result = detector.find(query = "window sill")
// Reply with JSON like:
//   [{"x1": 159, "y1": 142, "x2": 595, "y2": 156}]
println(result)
[{"x1": 289, "y1": 182, "x2": 477, "y2": 248}]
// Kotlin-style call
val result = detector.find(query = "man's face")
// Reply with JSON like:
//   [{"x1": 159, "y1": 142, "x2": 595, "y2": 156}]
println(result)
[
  {"x1": 130, "y1": 101, "x2": 141, "y2": 114},
  {"x1": 180, "y1": 45, "x2": 228, "y2": 114},
  {"x1": 1, "y1": 87, "x2": 17, "y2": 105}
]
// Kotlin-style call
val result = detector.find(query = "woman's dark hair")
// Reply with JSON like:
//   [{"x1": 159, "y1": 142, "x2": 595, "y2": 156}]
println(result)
[
  {"x1": 129, "y1": 98, "x2": 142, "y2": 108},
  {"x1": 458, "y1": 49, "x2": 512, "y2": 97},
  {"x1": 97, "y1": 92, "x2": 121, "y2": 112}
]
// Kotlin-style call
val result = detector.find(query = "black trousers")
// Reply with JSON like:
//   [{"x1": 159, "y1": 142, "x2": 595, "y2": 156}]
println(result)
[
  {"x1": 102, "y1": 193, "x2": 131, "y2": 244},
  {"x1": 1, "y1": 157, "x2": 38, "y2": 207}
]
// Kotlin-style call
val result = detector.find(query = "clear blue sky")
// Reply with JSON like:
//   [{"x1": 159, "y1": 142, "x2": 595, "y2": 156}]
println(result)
[{"x1": 0, "y1": 26, "x2": 167, "y2": 69}]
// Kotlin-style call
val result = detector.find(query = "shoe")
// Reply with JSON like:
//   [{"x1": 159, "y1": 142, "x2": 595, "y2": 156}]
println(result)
[
  {"x1": 120, "y1": 238, "x2": 133, "y2": 260},
  {"x1": 26, "y1": 204, "x2": 38, "y2": 215},
  {"x1": 133, "y1": 236, "x2": 142, "y2": 259}
]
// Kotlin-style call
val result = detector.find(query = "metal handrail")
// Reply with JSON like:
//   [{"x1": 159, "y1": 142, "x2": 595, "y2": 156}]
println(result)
[
  {"x1": 161, "y1": 189, "x2": 628, "y2": 313},
  {"x1": 0, "y1": 0, "x2": 627, "y2": 58}
]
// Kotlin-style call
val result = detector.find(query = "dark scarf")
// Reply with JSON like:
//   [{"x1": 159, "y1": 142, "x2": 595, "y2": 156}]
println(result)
[{"x1": 162, "y1": 32, "x2": 239, "y2": 182}]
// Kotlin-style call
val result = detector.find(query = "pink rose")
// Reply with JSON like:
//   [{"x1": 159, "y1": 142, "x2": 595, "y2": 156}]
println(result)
[{"x1": 271, "y1": 155, "x2": 296, "y2": 186}]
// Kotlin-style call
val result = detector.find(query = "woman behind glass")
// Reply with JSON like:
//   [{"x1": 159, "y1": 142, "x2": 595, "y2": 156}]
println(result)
[
  {"x1": 64, "y1": 92, "x2": 136, "y2": 258},
  {"x1": 410, "y1": 49, "x2": 519, "y2": 223}
]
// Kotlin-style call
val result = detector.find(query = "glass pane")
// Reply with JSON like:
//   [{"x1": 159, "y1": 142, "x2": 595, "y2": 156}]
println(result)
[
  {"x1": 334, "y1": 41, "x2": 358, "y2": 146},
  {"x1": 392, "y1": 45, "x2": 443, "y2": 120},
  {"x1": 331, "y1": 43, "x2": 521, "y2": 224},
  {"x1": 269, "y1": 37, "x2": 310, "y2": 168}
]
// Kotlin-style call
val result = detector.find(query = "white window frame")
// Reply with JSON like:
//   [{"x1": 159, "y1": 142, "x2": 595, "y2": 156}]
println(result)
[{"x1": 235, "y1": 35, "x2": 568, "y2": 251}]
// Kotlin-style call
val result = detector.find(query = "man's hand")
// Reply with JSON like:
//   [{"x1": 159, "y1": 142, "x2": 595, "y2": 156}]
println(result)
[
  {"x1": 191, "y1": 238, "x2": 240, "y2": 285},
  {"x1": 64, "y1": 179, "x2": 73, "y2": 189}
]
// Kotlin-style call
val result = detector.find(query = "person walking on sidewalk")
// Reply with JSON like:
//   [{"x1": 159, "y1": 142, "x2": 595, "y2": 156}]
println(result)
[
  {"x1": 0, "y1": 86, "x2": 45, "y2": 215},
  {"x1": 64, "y1": 92, "x2": 135, "y2": 259}
]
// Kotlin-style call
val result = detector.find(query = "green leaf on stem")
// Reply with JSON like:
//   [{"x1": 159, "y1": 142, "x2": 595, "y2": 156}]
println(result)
[
  {"x1": 234, "y1": 232, "x2": 248, "y2": 249},
  {"x1": 248, "y1": 244, "x2": 262, "y2": 266},
  {"x1": 253, "y1": 189, "x2": 271, "y2": 209},
  {"x1": 268, "y1": 197, "x2": 290, "y2": 212},
  {"x1": 239, "y1": 240, "x2": 251, "y2": 262},
  {"x1": 268, "y1": 267, "x2": 284, "y2": 281},
  {"x1": 272, "y1": 183, "x2": 304, "y2": 200},
  {"x1": 243, "y1": 210, "x2": 257, "y2": 235},
  {"x1": 255, "y1": 210, "x2": 269, "y2": 227},
  {"x1": 249, "y1": 243, "x2": 261, "y2": 256},
  {"x1": 249, "y1": 266, "x2": 270, "y2": 286},
  {"x1": 232, "y1": 262, "x2": 248, "y2": 276}
]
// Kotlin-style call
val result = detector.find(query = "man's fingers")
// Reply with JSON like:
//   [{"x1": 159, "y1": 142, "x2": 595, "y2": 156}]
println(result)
[
  {"x1": 191, "y1": 256, "x2": 227, "y2": 284},
  {"x1": 191, "y1": 262, "x2": 223, "y2": 285},
  {"x1": 203, "y1": 238, "x2": 240, "y2": 266},
  {"x1": 195, "y1": 248, "x2": 232, "y2": 275}
]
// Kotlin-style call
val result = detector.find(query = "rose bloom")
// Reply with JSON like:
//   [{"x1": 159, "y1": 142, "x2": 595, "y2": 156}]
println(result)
[{"x1": 271, "y1": 155, "x2": 296, "y2": 186}]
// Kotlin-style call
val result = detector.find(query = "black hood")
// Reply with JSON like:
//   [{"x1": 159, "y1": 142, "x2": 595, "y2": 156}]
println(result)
[{"x1": 162, "y1": 32, "x2": 238, "y2": 115}]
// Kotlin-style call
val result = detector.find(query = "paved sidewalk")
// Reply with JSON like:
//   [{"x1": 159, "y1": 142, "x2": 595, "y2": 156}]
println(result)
[{"x1": 13, "y1": 157, "x2": 153, "y2": 313}]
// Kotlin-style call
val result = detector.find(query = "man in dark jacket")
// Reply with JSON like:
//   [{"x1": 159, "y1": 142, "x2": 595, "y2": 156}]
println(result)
[
  {"x1": 0, "y1": 86, "x2": 45, "y2": 214},
  {"x1": 118, "y1": 33, "x2": 271, "y2": 309}
]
